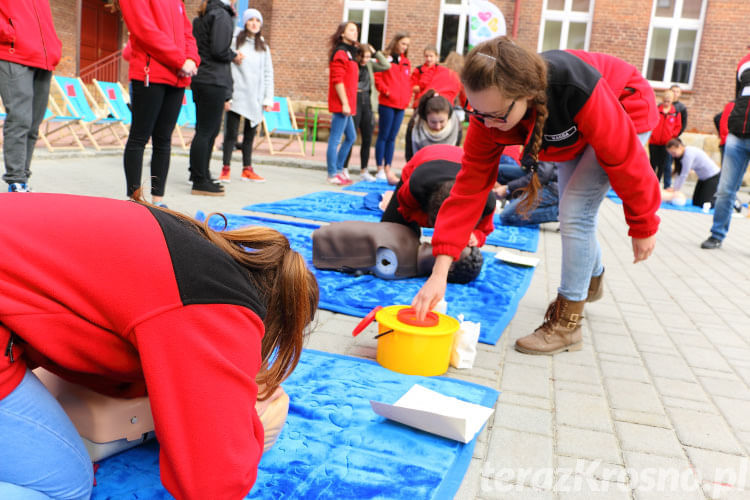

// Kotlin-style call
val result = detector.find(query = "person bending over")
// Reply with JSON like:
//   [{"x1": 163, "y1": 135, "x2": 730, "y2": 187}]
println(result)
[
  {"x1": 663, "y1": 138, "x2": 720, "y2": 208},
  {"x1": 0, "y1": 193, "x2": 318, "y2": 500}
]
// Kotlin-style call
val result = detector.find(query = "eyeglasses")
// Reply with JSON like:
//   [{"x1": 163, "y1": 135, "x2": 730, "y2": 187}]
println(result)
[{"x1": 465, "y1": 98, "x2": 516, "y2": 124}]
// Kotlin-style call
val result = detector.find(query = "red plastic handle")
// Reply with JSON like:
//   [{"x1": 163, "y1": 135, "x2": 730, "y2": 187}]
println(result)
[
  {"x1": 352, "y1": 306, "x2": 383, "y2": 337},
  {"x1": 397, "y1": 307, "x2": 439, "y2": 327}
]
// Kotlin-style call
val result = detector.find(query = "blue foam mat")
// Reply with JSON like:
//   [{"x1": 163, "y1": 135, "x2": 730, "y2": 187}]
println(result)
[
  {"x1": 91, "y1": 349, "x2": 499, "y2": 500},
  {"x1": 243, "y1": 191, "x2": 539, "y2": 252},
  {"x1": 343, "y1": 179, "x2": 396, "y2": 193},
  {"x1": 606, "y1": 189, "x2": 715, "y2": 214},
  {"x1": 196, "y1": 212, "x2": 535, "y2": 345}
]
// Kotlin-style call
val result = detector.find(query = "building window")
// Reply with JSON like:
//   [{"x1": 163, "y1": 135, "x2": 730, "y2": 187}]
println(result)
[
  {"x1": 438, "y1": 0, "x2": 471, "y2": 61},
  {"x1": 538, "y1": 0, "x2": 594, "y2": 53},
  {"x1": 344, "y1": 0, "x2": 387, "y2": 50},
  {"x1": 644, "y1": 0, "x2": 706, "y2": 87}
]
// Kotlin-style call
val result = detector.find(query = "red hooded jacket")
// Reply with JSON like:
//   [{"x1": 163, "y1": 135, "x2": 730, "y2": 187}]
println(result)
[
  {"x1": 119, "y1": 0, "x2": 200, "y2": 88},
  {"x1": 328, "y1": 45, "x2": 359, "y2": 114},
  {"x1": 413, "y1": 66, "x2": 464, "y2": 107},
  {"x1": 393, "y1": 144, "x2": 494, "y2": 247},
  {"x1": 432, "y1": 50, "x2": 661, "y2": 260},
  {"x1": 376, "y1": 54, "x2": 412, "y2": 110},
  {"x1": 0, "y1": 194, "x2": 266, "y2": 500},
  {"x1": 0, "y1": 0, "x2": 61, "y2": 71},
  {"x1": 649, "y1": 103, "x2": 682, "y2": 145}
]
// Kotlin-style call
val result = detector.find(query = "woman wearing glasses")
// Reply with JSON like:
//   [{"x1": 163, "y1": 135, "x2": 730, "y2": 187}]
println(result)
[{"x1": 412, "y1": 37, "x2": 660, "y2": 355}]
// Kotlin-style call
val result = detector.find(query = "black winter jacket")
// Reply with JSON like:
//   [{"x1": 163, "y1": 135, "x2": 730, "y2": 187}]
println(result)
[{"x1": 191, "y1": 0, "x2": 236, "y2": 99}]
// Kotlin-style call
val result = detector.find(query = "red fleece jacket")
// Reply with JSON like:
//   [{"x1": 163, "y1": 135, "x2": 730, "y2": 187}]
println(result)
[
  {"x1": 0, "y1": 0, "x2": 61, "y2": 71},
  {"x1": 649, "y1": 104, "x2": 682, "y2": 145},
  {"x1": 431, "y1": 50, "x2": 661, "y2": 259},
  {"x1": 119, "y1": 0, "x2": 200, "y2": 88},
  {"x1": 396, "y1": 144, "x2": 494, "y2": 247},
  {"x1": 375, "y1": 54, "x2": 412, "y2": 109},
  {"x1": 328, "y1": 47, "x2": 359, "y2": 114},
  {"x1": 0, "y1": 194, "x2": 265, "y2": 500}
]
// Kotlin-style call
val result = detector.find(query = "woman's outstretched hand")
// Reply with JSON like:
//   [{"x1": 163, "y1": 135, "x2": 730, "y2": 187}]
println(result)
[
  {"x1": 411, "y1": 254, "x2": 453, "y2": 320},
  {"x1": 632, "y1": 235, "x2": 656, "y2": 263}
]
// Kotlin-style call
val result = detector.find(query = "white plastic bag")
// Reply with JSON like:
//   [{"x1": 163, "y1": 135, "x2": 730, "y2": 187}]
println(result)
[{"x1": 450, "y1": 314, "x2": 480, "y2": 369}]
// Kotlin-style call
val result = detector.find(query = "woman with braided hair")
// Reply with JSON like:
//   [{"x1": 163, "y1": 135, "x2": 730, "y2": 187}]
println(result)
[{"x1": 411, "y1": 37, "x2": 661, "y2": 355}]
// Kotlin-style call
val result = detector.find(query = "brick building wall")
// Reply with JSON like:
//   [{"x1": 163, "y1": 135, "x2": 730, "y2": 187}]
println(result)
[
  {"x1": 51, "y1": 0, "x2": 79, "y2": 76},
  {"x1": 50, "y1": 0, "x2": 750, "y2": 134}
]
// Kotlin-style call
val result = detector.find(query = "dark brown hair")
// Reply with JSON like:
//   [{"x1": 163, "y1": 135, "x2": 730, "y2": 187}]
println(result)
[
  {"x1": 132, "y1": 190, "x2": 318, "y2": 400},
  {"x1": 426, "y1": 180, "x2": 455, "y2": 226},
  {"x1": 385, "y1": 32, "x2": 411, "y2": 58},
  {"x1": 329, "y1": 22, "x2": 358, "y2": 60},
  {"x1": 417, "y1": 89, "x2": 452, "y2": 121},
  {"x1": 237, "y1": 29, "x2": 267, "y2": 52},
  {"x1": 461, "y1": 36, "x2": 548, "y2": 217}
]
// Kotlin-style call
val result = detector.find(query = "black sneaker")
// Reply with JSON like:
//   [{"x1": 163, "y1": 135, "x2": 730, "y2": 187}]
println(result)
[
  {"x1": 191, "y1": 180, "x2": 225, "y2": 196},
  {"x1": 700, "y1": 237, "x2": 722, "y2": 249}
]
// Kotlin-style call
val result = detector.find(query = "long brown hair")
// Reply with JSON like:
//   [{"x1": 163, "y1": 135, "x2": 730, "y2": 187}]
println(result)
[
  {"x1": 133, "y1": 191, "x2": 319, "y2": 400},
  {"x1": 237, "y1": 30, "x2": 267, "y2": 52},
  {"x1": 385, "y1": 32, "x2": 411, "y2": 58},
  {"x1": 329, "y1": 22, "x2": 357, "y2": 60},
  {"x1": 461, "y1": 36, "x2": 548, "y2": 217}
]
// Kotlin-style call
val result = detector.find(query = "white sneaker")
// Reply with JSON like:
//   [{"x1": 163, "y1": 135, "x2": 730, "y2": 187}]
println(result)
[
  {"x1": 327, "y1": 176, "x2": 343, "y2": 185},
  {"x1": 361, "y1": 171, "x2": 377, "y2": 182},
  {"x1": 341, "y1": 169, "x2": 351, "y2": 181},
  {"x1": 375, "y1": 169, "x2": 387, "y2": 180}
]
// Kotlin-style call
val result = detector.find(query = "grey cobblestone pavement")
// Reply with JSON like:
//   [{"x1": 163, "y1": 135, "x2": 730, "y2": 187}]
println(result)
[{"x1": 23, "y1": 150, "x2": 750, "y2": 499}]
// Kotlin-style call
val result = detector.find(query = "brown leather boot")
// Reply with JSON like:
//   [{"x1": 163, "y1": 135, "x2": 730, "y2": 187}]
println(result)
[
  {"x1": 587, "y1": 268, "x2": 604, "y2": 302},
  {"x1": 515, "y1": 295, "x2": 585, "y2": 355}
]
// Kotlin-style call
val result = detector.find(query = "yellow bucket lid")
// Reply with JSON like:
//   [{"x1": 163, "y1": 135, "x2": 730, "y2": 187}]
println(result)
[{"x1": 375, "y1": 305, "x2": 460, "y2": 336}]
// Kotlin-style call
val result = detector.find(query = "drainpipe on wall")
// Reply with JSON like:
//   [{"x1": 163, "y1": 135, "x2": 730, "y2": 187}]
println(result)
[{"x1": 512, "y1": 0, "x2": 521, "y2": 39}]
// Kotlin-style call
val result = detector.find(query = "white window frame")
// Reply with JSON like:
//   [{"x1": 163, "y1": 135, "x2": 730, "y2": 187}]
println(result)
[
  {"x1": 642, "y1": 0, "x2": 707, "y2": 89},
  {"x1": 437, "y1": 0, "x2": 470, "y2": 57},
  {"x1": 343, "y1": 0, "x2": 388, "y2": 49},
  {"x1": 536, "y1": 0, "x2": 594, "y2": 53}
]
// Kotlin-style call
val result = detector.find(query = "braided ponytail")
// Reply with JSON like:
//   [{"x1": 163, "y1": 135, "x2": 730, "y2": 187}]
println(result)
[
  {"x1": 461, "y1": 37, "x2": 549, "y2": 220},
  {"x1": 515, "y1": 100, "x2": 548, "y2": 217}
]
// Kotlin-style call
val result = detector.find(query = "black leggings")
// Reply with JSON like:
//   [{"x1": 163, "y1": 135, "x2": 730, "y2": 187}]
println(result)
[
  {"x1": 222, "y1": 111, "x2": 257, "y2": 167},
  {"x1": 123, "y1": 81, "x2": 184, "y2": 197},
  {"x1": 692, "y1": 173, "x2": 720, "y2": 207},
  {"x1": 380, "y1": 180, "x2": 421, "y2": 237},
  {"x1": 649, "y1": 144, "x2": 672, "y2": 188},
  {"x1": 344, "y1": 91, "x2": 375, "y2": 170},
  {"x1": 189, "y1": 82, "x2": 227, "y2": 184}
]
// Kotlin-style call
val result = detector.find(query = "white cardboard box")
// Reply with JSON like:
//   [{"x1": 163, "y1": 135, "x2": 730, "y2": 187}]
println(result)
[
  {"x1": 370, "y1": 384, "x2": 494, "y2": 443},
  {"x1": 494, "y1": 250, "x2": 540, "y2": 267}
]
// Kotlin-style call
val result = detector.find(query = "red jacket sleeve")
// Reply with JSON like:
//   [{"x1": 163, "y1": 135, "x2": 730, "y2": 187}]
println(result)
[
  {"x1": 431, "y1": 117, "x2": 503, "y2": 259},
  {"x1": 119, "y1": 0, "x2": 188, "y2": 73},
  {"x1": 134, "y1": 304, "x2": 265, "y2": 500},
  {"x1": 472, "y1": 211, "x2": 494, "y2": 247},
  {"x1": 576, "y1": 81, "x2": 661, "y2": 238},
  {"x1": 329, "y1": 51, "x2": 348, "y2": 86},
  {"x1": 672, "y1": 113, "x2": 683, "y2": 139},
  {"x1": 374, "y1": 70, "x2": 388, "y2": 96}
]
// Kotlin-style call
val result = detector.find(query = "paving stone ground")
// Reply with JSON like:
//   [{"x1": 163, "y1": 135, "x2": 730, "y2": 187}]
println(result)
[{"x1": 23, "y1": 149, "x2": 750, "y2": 499}]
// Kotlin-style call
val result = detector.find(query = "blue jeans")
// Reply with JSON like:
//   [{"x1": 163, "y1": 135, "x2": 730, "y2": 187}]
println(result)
[
  {"x1": 375, "y1": 105, "x2": 405, "y2": 167},
  {"x1": 710, "y1": 133, "x2": 750, "y2": 241},
  {"x1": 497, "y1": 156, "x2": 525, "y2": 184},
  {"x1": 500, "y1": 183, "x2": 559, "y2": 226},
  {"x1": 327, "y1": 113, "x2": 356, "y2": 177},
  {"x1": 0, "y1": 370, "x2": 93, "y2": 499},
  {"x1": 555, "y1": 131, "x2": 651, "y2": 301}
]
